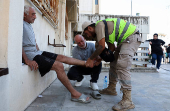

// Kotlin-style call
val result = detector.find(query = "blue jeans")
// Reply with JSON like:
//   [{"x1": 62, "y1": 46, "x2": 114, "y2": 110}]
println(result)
[
  {"x1": 151, "y1": 54, "x2": 162, "y2": 69},
  {"x1": 168, "y1": 53, "x2": 170, "y2": 62}
]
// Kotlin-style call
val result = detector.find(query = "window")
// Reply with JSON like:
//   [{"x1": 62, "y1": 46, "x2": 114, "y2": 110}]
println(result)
[{"x1": 95, "y1": 0, "x2": 98, "y2": 5}]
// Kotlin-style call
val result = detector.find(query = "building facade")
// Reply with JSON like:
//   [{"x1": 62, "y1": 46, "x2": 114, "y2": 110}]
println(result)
[
  {"x1": 77, "y1": 0, "x2": 150, "y2": 41},
  {"x1": 0, "y1": 0, "x2": 79, "y2": 111}
]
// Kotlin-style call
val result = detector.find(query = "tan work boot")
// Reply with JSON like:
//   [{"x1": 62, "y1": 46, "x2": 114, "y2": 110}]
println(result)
[
  {"x1": 112, "y1": 89, "x2": 135, "y2": 111},
  {"x1": 99, "y1": 82, "x2": 117, "y2": 95}
]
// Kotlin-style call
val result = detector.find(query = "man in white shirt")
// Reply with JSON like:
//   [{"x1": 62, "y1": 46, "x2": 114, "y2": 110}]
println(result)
[{"x1": 22, "y1": 5, "x2": 91, "y2": 103}]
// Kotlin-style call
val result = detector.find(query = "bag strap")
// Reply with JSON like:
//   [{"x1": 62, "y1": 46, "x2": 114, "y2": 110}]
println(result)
[{"x1": 102, "y1": 20, "x2": 109, "y2": 42}]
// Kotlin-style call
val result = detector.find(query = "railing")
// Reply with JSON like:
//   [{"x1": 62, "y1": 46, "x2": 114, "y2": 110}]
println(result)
[
  {"x1": 79, "y1": 14, "x2": 149, "y2": 25},
  {"x1": 102, "y1": 42, "x2": 150, "y2": 68},
  {"x1": 132, "y1": 42, "x2": 150, "y2": 67}
]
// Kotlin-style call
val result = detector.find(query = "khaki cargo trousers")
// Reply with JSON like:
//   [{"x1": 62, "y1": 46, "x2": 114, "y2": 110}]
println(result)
[{"x1": 109, "y1": 34, "x2": 142, "y2": 90}]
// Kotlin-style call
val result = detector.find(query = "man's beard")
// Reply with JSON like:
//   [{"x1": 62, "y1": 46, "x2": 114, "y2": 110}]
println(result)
[
  {"x1": 91, "y1": 32, "x2": 96, "y2": 38},
  {"x1": 84, "y1": 32, "x2": 96, "y2": 41},
  {"x1": 78, "y1": 42, "x2": 86, "y2": 49}
]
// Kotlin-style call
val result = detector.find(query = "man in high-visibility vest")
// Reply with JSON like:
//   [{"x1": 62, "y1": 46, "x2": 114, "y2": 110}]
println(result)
[{"x1": 82, "y1": 18, "x2": 142, "y2": 111}]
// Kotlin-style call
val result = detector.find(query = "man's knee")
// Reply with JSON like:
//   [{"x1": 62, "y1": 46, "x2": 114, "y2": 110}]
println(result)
[
  {"x1": 67, "y1": 66, "x2": 79, "y2": 79},
  {"x1": 56, "y1": 54, "x2": 67, "y2": 61},
  {"x1": 53, "y1": 61, "x2": 64, "y2": 71},
  {"x1": 67, "y1": 72, "x2": 72, "y2": 80},
  {"x1": 152, "y1": 54, "x2": 157, "y2": 59},
  {"x1": 95, "y1": 62, "x2": 102, "y2": 70},
  {"x1": 67, "y1": 69, "x2": 74, "y2": 79},
  {"x1": 152, "y1": 56, "x2": 156, "y2": 59},
  {"x1": 117, "y1": 54, "x2": 132, "y2": 70}
]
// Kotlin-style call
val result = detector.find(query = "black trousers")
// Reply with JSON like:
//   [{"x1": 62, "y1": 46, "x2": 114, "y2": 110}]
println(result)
[{"x1": 67, "y1": 63, "x2": 102, "y2": 83}]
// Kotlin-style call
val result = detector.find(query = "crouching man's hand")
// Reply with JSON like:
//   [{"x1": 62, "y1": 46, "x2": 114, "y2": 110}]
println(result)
[
  {"x1": 25, "y1": 60, "x2": 38, "y2": 71},
  {"x1": 86, "y1": 58, "x2": 94, "y2": 68}
]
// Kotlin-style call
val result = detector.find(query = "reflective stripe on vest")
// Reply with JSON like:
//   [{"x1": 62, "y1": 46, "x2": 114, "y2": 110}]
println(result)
[
  {"x1": 118, "y1": 21, "x2": 130, "y2": 43},
  {"x1": 96, "y1": 18, "x2": 136, "y2": 44}
]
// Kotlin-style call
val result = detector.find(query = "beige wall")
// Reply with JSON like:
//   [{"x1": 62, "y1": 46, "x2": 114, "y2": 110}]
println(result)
[
  {"x1": 95, "y1": 5, "x2": 99, "y2": 14},
  {"x1": 0, "y1": 0, "x2": 10, "y2": 68},
  {"x1": 56, "y1": 0, "x2": 66, "y2": 54}
]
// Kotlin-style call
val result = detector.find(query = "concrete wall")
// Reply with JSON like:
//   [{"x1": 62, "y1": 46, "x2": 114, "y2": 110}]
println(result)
[
  {"x1": 64, "y1": 22, "x2": 72, "y2": 56},
  {"x1": 0, "y1": 1, "x2": 23, "y2": 111},
  {"x1": 79, "y1": 0, "x2": 95, "y2": 14},
  {"x1": 0, "y1": 0, "x2": 73, "y2": 110},
  {"x1": 79, "y1": 0, "x2": 101, "y2": 14}
]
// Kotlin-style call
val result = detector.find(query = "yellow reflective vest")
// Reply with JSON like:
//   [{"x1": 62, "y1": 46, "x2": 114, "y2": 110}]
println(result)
[{"x1": 96, "y1": 18, "x2": 136, "y2": 45}]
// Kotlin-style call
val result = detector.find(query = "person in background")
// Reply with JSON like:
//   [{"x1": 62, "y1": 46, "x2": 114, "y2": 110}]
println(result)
[
  {"x1": 162, "y1": 47, "x2": 165, "y2": 63},
  {"x1": 146, "y1": 33, "x2": 165, "y2": 71},
  {"x1": 167, "y1": 44, "x2": 170, "y2": 63},
  {"x1": 164, "y1": 46, "x2": 168, "y2": 63}
]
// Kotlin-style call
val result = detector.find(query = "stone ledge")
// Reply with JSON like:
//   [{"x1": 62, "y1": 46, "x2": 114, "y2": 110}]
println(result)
[
  {"x1": 101, "y1": 67, "x2": 157, "y2": 73},
  {"x1": 131, "y1": 67, "x2": 157, "y2": 72},
  {"x1": 65, "y1": 67, "x2": 157, "y2": 73}
]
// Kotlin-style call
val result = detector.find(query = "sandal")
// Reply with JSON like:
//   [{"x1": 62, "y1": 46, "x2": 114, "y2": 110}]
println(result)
[
  {"x1": 90, "y1": 91, "x2": 101, "y2": 99},
  {"x1": 71, "y1": 94, "x2": 91, "y2": 104}
]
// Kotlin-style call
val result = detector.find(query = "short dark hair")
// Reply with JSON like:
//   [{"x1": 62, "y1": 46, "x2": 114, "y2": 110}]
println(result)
[
  {"x1": 153, "y1": 33, "x2": 158, "y2": 37},
  {"x1": 84, "y1": 23, "x2": 95, "y2": 31}
]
